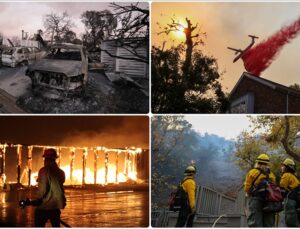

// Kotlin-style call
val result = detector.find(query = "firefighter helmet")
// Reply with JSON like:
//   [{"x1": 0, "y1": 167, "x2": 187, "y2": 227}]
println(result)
[
  {"x1": 43, "y1": 148, "x2": 58, "y2": 159},
  {"x1": 255, "y1": 154, "x2": 270, "y2": 165},
  {"x1": 184, "y1": 165, "x2": 197, "y2": 174},
  {"x1": 282, "y1": 158, "x2": 296, "y2": 171}
]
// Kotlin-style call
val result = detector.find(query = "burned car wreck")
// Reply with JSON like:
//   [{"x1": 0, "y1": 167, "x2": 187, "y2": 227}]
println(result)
[{"x1": 25, "y1": 44, "x2": 88, "y2": 99}]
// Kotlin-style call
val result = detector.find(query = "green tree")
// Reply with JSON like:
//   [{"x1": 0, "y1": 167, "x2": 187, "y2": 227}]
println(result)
[
  {"x1": 250, "y1": 116, "x2": 300, "y2": 162},
  {"x1": 152, "y1": 18, "x2": 229, "y2": 113},
  {"x1": 234, "y1": 131, "x2": 285, "y2": 176},
  {"x1": 234, "y1": 116, "x2": 300, "y2": 178},
  {"x1": 151, "y1": 116, "x2": 192, "y2": 208}
]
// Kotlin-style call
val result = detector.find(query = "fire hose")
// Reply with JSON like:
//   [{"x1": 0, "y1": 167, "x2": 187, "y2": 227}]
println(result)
[
  {"x1": 212, "y1": 214, "x2": 226, "y2": 228},
  {"x1": 19, "y1": 199, "x2": 71, "y2": 227},
  {"x1": 60, "y1": 219, "x2": 71, "y2": 228}
]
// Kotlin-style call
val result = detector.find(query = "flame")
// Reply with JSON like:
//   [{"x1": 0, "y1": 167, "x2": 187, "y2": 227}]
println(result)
[
  {"x1": 1, "y1": 143, "x2": 143, "y2": 187},
  {"x1": 30, "y1": 163, "x2": 138, "y2": 186}
]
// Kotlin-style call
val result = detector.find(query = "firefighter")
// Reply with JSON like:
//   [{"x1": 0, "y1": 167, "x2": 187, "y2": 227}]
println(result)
[
  {"x1": 244, "y1": 153, "x2": 276, "y2": 227},
  {"x1": 33, "y1": 148, "x2": 66, "y2": 227},
  {"x1": 175, "y1": 165, "x2": 197, "y2": 227},
  {"x1": 280, "y1": 158, "x2": 300, "y2": 227}
]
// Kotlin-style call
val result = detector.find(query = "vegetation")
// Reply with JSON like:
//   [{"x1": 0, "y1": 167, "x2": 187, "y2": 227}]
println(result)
[
  {"x1": 152, "y1": 17, "x2": 229, "y2": 113},
  {"x1": 152, "y1": 116, "x2": 241, "y2": 208},
  {"x1": 234, "y1": 116, "x2": 300, "y2": 179}
]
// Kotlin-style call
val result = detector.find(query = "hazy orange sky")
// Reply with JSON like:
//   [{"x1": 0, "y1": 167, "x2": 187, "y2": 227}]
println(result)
[{"x1": 152, "y1": 2, "x2": 300, "y2": 93}]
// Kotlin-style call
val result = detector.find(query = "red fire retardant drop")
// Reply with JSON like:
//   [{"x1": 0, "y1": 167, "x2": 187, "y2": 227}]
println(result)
[{"x1": 241, "y1": 16, "x2": 300, "y2": 76}]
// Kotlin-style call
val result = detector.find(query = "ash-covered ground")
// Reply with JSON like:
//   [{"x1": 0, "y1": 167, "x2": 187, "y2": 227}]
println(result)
[{"x1": 0, "y1": 66, "x2": 149, "y2": 113}]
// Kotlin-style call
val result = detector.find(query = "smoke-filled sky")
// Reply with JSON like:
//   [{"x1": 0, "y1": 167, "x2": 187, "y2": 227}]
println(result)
[
  {"x1": 152, "y1": 2, "x2": 300, "y2": 92},
  {"x1": 0, "y1": 2, "x2": 148, "y2": 42},
  {"x1": 0, "y1": 116, "x2": 149, "y2": 148},
  {"x1": 185, "y1": 115, "x2": 253, "y2": 140}
]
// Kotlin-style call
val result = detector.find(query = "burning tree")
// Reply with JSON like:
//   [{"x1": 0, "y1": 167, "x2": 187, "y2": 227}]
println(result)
[{"x1": 152, "y1": 17, "x2": 229, "y2": 113}]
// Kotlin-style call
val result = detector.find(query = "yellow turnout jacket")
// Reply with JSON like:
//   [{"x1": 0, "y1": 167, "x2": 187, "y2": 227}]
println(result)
[
  {"x1": 181, "y1": 176, "x2": 196, "y2": 209},
  {"x1": 280, "y1": 172, "x2": 300, "y2": 191},
  {"x1": 244, "y1": 168, "x2": 276, "y2": 194}
]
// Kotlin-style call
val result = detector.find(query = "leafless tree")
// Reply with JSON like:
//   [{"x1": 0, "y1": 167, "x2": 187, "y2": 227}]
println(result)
[
  {"x1": 43, "y1": 11, "x2": 75, "y2": 44},
  {"x1": 99, "y1": 2, "x2": 149, "y2": 64}
]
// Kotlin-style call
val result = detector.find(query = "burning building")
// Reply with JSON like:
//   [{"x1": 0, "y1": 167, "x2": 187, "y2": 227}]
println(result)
[
  {"x1": 229, "y1": 72, "x2": 300, "y2": 113},
  {"x1": 0, "y1": 143, "x2": 148, "y2": 188}
]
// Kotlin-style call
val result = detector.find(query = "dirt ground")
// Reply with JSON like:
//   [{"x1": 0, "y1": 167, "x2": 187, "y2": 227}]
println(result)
[{"x1": 0, "y1": 66, "x2": 149, "y2": 113}]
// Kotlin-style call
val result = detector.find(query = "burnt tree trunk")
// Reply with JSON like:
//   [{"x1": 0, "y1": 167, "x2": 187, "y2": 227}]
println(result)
[{"x1": 182, "y1": 18, "x2": 198, "y2": 84}]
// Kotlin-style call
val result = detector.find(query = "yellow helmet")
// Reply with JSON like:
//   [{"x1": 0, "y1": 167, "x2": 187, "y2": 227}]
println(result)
[
  {"x1": 255, "y1": 154, "x2": 270, "y2": 165},
  {"x1": 282, "y1": 158, "x2": 295, "y2": 170},
  {"x1": 184, "y1": 165, "x2": 197, "y2": 174}
]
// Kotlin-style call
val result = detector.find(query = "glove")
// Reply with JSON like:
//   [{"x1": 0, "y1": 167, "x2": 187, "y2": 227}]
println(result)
[{"x1": 19, "y1": 198, "x2": 31, "y2": 208}]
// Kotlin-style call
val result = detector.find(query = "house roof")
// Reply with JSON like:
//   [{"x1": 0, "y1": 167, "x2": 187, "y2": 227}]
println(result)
[{"x1": 229, "y1": 72, "x2": 300, "y2": 98}]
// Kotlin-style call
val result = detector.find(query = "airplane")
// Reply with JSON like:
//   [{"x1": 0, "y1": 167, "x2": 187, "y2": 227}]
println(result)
[{"x1": 227, "y1": 35, "x2": 259, "y2": 62}]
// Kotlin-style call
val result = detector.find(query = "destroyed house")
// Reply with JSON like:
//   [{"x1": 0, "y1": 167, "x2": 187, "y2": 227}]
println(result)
[
  {"x1": 229, "y1": 72, "x2": 300, "y2": 113},
  {"x1": 101, "y1": 38, "x2": 148, "y2": 78}
]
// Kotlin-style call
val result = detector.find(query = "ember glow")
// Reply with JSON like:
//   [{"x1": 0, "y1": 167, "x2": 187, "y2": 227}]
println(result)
[{"x1": 242, "y1": 15, "x2": 300, "y2": 76}]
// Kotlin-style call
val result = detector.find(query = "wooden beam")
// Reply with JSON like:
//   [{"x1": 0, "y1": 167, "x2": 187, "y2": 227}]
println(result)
[
  {"x1": 17, "y1": 145, "x2": 22, "y2": 184},
  {"x1": 82, "y1": 148, "x2": 88, "y2": 185},
  {"x1": 70, "y1": 150, "x2": 75, "y2": 184},
  {"x1": 27, "y1": 146, "x2": 33, "y2": 187},
  {"x1": 105, "y1": 152, "x2": 109, "y2": 184},
  {"x1": 94, "y1": 150, "x2": 98, "y2": 185}
]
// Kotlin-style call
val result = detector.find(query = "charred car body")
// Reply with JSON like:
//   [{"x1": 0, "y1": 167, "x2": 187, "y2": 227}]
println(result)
[
  {"x1": 26, "y1": 44, "x2": 88, "y2": 99},
  {"x1": 2, "y1": 46, "x2": 46, "y2": 67}
]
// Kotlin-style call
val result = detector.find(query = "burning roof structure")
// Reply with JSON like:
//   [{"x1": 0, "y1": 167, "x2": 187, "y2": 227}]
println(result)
[{"x1": 0, "y1": 143, "x2": 147, "y2": 188}]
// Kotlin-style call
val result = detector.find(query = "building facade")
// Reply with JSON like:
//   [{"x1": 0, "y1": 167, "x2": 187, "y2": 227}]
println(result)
[
  {"x1": 229, "y1": 72, "x2": 300, "y2": 113},
  {"x1": 101, "y1": 38, "x2": 148, "y2": 78}
]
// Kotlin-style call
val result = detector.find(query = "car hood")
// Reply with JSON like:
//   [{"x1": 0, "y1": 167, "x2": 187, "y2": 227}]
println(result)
[{"x1": 27, "y1": 59, "x2": 82, "y2": 76}]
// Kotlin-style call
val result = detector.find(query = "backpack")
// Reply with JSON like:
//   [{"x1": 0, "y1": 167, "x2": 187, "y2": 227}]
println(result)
[
  {"x1": 249, "y1": 169, "x2": 283, "y2": 213},
  {"x1": 262, "y1": 181, "x2": 284, "y2": 213},
  {"x1": 168, "y1": 178, "x2": 190, "y2": 211}
]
